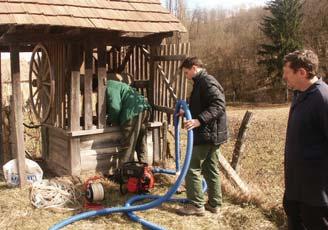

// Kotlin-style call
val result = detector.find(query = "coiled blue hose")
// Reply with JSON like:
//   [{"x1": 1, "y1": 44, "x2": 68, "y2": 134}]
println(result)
[
  {"x1": 126, "y1": 100, "x2": 208, "y2": 229},
  {"x1": 49, "y1": 100, "x2": 197, "y2": 230}
]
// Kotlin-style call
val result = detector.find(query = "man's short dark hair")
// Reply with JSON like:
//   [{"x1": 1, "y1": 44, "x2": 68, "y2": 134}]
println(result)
[
  {"x1": 283, "y1": 50, "x2": 319, "y2": 79},
  {"x1": 180, "y1": 57, "x2": 204, "y2": 69}
]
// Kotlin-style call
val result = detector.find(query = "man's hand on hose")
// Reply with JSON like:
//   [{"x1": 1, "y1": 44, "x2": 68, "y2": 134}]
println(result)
[{"x1": 184, "y1": 119, "x2": 200, "y2": 130}]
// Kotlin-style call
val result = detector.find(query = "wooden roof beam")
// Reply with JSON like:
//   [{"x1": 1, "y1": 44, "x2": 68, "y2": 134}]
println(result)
[
  {"x1": 0, "y1": 29, "x2": 122, "y2": 45},
  {"x1": 0, "y1": 45, "x2": 35, "y2": 52}
]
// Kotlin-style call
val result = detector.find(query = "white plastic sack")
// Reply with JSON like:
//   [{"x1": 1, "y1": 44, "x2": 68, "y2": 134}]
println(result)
[{"x1": 3, "y1": 159, "x2": 43, "y2": 186}]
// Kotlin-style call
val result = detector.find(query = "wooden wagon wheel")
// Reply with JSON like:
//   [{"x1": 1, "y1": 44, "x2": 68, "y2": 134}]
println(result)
[{"x1": 28, "y1": 43, "x2": 55, "y2": 126}]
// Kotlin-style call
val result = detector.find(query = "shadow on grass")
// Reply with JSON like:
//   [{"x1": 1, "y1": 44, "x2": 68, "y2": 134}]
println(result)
[{"x1": 0, "y1": 183, "x2": 9, "y2": 190}]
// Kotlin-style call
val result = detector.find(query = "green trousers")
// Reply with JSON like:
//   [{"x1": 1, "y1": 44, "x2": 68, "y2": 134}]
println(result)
[
  {"x1": 119, "y1": 110, "x2": 149, "y2": 166},
  {"x1": 185, "y1": 144, "x2": 222, "y2": 208}
]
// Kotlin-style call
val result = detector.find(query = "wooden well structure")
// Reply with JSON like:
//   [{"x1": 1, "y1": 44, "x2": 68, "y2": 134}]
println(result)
[{"x1": 0, "y1": 0, "x2": 190, "y2": 185}]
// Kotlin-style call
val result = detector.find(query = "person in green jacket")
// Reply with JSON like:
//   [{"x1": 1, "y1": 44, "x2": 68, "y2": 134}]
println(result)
[{"x1": 106, "y1": 79, "x2": 151, "y2": 166}]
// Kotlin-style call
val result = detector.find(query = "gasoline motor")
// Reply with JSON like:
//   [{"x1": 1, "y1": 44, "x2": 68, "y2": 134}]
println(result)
[{"x1": 116, "y1": 161, "x2": 155, "y2": 194}]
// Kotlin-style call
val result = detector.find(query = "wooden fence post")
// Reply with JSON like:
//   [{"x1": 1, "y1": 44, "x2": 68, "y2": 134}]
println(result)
[
  {"x1": 230, "y1": 111, "x2": 253, "y2": 172},
  {"x1": 0, "y1": 52, "x2": 3, "y2": 165},
  {"x1": 149, "y1": 45, "x2": 157, "y2": 121}
]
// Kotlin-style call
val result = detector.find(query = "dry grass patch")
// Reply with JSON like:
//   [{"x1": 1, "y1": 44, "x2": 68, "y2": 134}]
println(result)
[{"x1": 0, "y1": 104, "x2": 289, "y2": 230}]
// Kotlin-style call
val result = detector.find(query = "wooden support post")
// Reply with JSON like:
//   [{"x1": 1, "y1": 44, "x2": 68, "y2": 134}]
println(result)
[
  {"x1": 84, "y1": 43, "x2": 93, "y2": 130},
  {"x1": 9, "y1": 96, "x2": 16, "y2": 161},
  {"x1": 69, "y1": 43, "x2": 82, "y2": 175},
  {"x1": 112, "y1": 46, "x2": 119, "y2": 72},
  {"x1": 97, "y1": 43, "x2": 107, "y2": 129},
  {"x1": 147, "y1": 122, "x2": 162, "y2": 164},
  {"x1": 69, "y1": 138, "x2": 81, "y2": 175},
  {"x1": 152, "y1": 127, "x2": 161, "y2": 163},
  {"x1": 162, "y1": 121, "x2": 168, "y2": 161},
  {"x1": 69, "y1": 43, "x2": 81, "y2": 131},
  {"x1": 117, "y1": 46, "x2": 134, "y2": 73},
  {"x1": 149, "y1": 45, "x2": 159, "y2": 121},
  {"x1": 0, "y1": 52, "x2": 2, "y2": 165},
  {"x1": 230, "y1": 111, "x2": 253, "y2": 172},
  {"x1": 10, "y1": 45, "x2": 27, "y2": 187}
]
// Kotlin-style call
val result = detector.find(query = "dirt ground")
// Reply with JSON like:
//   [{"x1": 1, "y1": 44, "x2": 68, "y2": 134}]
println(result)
[{"x1": 0, "y1": 104, "x2": 290, "y2": 230}]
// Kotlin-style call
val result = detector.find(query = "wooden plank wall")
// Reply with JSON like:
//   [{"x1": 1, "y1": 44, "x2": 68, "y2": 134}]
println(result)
[
  {"x1": 106, "y1": 43, "x2": 190, "y2": 125},
  {"x1": 46, "y1": 42, "x2": 68, "y2": 129},
  {"x1": 107, "y1": 45, "x2": 150, "y2": 95},
  {"x1": 79, "y1": 130, "x2": 124, "y2": 174},
  {"x1": 46, "y1": 42, "x2": 103, "y2": 132},
  {"x1": 134, "y1": 45, "x2": 150, "y2": 97},
  {"x1": 48, "y1": 127, "x2": 69, "y2": 175},
  {"x1": 151, "y1": 43, "x2": 190, "y2": 125}
]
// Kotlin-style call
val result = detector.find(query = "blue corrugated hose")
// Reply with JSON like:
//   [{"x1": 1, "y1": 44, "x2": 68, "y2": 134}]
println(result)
[{"x1": 49, "y1": 100, "x2": 206, "y2": 230}]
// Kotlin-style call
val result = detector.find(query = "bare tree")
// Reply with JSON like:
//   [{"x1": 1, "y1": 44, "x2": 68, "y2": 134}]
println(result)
[
  {"x1": 165, "y1": 0, "x2": 186, "y2": 21},
  {"x1": 184, "y1": 2, "x2": 327, "y2": 102},
  {"x1": 302, "y1": 0, "x2": 328, "y2": 80}
]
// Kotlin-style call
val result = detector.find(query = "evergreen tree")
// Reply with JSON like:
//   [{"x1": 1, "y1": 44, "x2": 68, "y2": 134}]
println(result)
[{"x1": 258, "y1": 0, "x2": 303, "y2": 87}]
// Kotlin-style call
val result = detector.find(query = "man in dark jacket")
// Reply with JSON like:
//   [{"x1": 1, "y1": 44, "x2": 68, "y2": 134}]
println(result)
[
  {"x1": 283, "y1": 50, "x2": 328, "y2": 229},
  {"x1": 177, "y1": 57, "x2": 228, "y2": 216}
]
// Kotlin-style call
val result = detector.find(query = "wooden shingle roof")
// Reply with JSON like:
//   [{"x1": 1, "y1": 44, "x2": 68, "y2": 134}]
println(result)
[{"x1": 0, "y1": 0, "x2": 186, "y2": 33}]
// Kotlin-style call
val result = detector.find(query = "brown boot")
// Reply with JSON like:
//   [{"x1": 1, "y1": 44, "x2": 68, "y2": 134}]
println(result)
[
  {"x1": 177, "y1": 204, "x2": 205, "y2": 216},
  {"x1": 204, "y1": 202, "x2": 219, "y2": 214}
]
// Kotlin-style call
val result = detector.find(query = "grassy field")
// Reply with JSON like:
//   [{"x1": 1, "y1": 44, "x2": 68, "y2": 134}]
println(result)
[{"x1": 0, "y1": 104, "x2": 290, "y2": 230}]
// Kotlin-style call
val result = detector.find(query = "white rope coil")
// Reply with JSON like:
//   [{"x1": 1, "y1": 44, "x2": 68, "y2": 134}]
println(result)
[{"x1": 30, "y1": 179, "x2": 82, "y2": 213}]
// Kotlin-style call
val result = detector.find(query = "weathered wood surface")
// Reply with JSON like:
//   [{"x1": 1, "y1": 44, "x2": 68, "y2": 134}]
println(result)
[
  {"x1": 79, "y1": 130, "x2": 125, "y2": 174},
  {"x1": 10, "y1": 45, "x2": 27, "y2": 187},
  {"x1": 84, "y1": 43, "x2": 93, "y2": 130},
  {"x1": 1, "y1": 106, "x2": 11, "y2": 164},
  {"x1": 81, "y1": 152, "x2": 120, "y2": 174},
  {"x1": 69, "y1": 138, "x2": 81, "y2": 176},
  {"x1": 97, "y1": 43, "x2": 107, "y2": 129},
  {"x1": 47, "y1": 125, "x2": 126, "y2": 175},
  {"x1": 0, "y1": 52, "x2": 3, "y2": 165},
  {"x1": 48, "y1": 127, "x2": 69, "y2": 172},
  {"x1": 79, "y1": 132, "x2": 123, "y2": 150},
  {"x1": 231, "y1": 111, "x2": 253, "y2": 172},
  {"x1": 140, "y1": 43, "x2": 189, "y2": 124},
  {"x1": 219, "y1": 154, "x2": 250, "y2": 195},
  {"x1": 69, "y1": 43, "x2": 81, "y2": 131}
]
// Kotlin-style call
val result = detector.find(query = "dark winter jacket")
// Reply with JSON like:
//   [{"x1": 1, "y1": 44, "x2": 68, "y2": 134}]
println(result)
[
  {"x1": 189, "y1": 70, "x2": 228, "y2": 145},
  {"x1": 284, "y1": 78, "x2": 328, "y2": 207}
]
